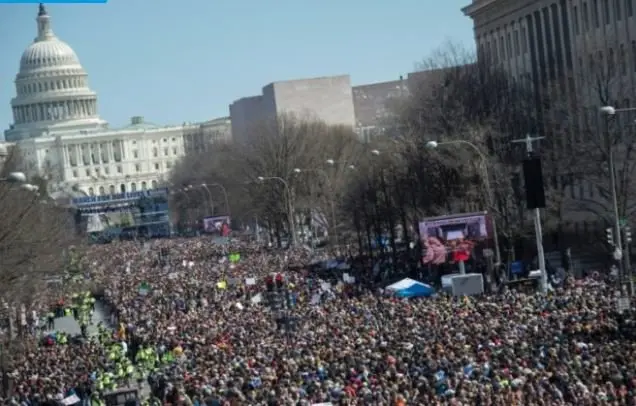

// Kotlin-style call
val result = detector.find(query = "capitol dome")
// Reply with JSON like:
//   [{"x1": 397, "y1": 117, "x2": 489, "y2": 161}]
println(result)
[
  {"x1": 20, "y1": 38, "x2": 81, "y2": 72},
  {"x1": 6, "y1": 4, "x2": 107, "y2": 142}
]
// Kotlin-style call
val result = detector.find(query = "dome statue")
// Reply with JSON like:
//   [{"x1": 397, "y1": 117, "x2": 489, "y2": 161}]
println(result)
[{"x1": 6, "y1": 4, "x2": 107, "y2": 141}]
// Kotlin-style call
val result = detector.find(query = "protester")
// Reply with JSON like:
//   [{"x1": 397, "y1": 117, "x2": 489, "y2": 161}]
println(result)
[{"x1": 2, "y1": 237, "x2": 635, "y2": 405}]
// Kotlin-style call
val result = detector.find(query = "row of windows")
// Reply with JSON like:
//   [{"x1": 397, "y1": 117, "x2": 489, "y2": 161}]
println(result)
[
  {"x1": 133, "y1": 146, "x2": 179, "y2": 159},
  {"x1": 131, "y1": 137, "x2": 178, "y2": 145},
  {"x1": 133, "y1": 161, "x2": 173, "y2": 172},
  {"x1": 578, "y1": 42, "x2": 636, "y2": 77},
  {"x1": 71, "y1": 160, "x2": 174, "y2": 178},
  {"x1": 19, "y1": 77, "x2": 85, "y2": 95},
  {"x1": 88, "y1": 180, "x2": 159, "y2": 196},
  {"x1": 573, "y1": 0, "x2": 634, "y2": 35}
]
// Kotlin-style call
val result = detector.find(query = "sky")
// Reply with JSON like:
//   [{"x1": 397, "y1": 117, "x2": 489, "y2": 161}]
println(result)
[{"x1": 0, "y1": 0, "x2": 475, "y2": 129}]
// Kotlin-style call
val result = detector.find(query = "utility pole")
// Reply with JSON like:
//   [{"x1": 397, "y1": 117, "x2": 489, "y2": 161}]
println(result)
[{"x1": 512, "y1": 134, "x2": 548, "y2": 293}]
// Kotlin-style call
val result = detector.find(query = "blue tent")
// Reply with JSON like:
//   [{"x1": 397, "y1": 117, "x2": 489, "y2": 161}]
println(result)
[{"x1": 387, "y1": 278, "x2": 435, "y2": 298}]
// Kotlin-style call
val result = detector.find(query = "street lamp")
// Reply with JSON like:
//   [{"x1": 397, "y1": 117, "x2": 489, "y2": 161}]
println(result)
[
  {"x1": 257, "y1": 176, "x2": 297, "y2": 246},
  {"x1": 0, "y1": 172, "x2": 27, "y2": 183},
  {"x1": 325, "y1": 159, "x2": 355, "y2": 170},
  {"x1": 202, "y1": 183, "x2": 231, "y2": 217},
  {"x1": 426, "y1": 139, "x2": 503, "y2": 266},
  {"x1": 187, "y1": 184, "x2": 214, "y2": 215},
  {"x1": 20, "y1": 184, "x2": 39, "y2": 193},
  {"x1": 600, "y1": 105, "x2": 636, "y2": 294},
  {"x1": 293, "y1": 167, "x2": 338, "y2": 246}
]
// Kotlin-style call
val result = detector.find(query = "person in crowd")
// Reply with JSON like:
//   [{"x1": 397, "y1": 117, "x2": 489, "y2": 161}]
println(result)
[{"x1": 1, "y1": 237, "x2": 634, "y2": 405}]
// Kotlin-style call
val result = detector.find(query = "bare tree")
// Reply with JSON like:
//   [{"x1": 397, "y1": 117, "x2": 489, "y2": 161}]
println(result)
[
  {"x1": 171, "y1": 113, "x2": 362, "y2": 244},
  {"x1": 0, "y1": 147, "x2": 80, "y2": 304}
]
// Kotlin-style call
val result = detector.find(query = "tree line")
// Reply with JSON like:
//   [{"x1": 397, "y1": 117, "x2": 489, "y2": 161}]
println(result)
[{"x1": 172, "y1": 42, "x2": 636, "y2": 262}]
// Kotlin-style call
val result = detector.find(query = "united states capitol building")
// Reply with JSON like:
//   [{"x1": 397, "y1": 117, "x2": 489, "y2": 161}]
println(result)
[{"x1": 2, "y1": 5, "x2": 230, "y2": 197}]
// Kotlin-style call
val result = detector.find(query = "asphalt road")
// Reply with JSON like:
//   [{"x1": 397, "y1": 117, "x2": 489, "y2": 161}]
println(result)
[{"x1": 46, "y1": 300, "x2": 110, "y2": 336}]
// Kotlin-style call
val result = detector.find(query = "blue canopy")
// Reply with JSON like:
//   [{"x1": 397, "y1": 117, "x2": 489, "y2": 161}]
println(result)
[{"x1": 387, "y1": 278, "x2": 435, "y2": 298}]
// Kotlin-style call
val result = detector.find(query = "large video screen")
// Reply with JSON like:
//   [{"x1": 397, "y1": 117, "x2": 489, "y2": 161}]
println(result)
[
  {"x1": 419, "y1": 213, "x2": 488, "y2": 264},
  {"x1": 86, "y1": 211, "x2": 135, "y2": 233},
  {"x1": 203, "y1": 215, "x2": 231, "y2": 237}
]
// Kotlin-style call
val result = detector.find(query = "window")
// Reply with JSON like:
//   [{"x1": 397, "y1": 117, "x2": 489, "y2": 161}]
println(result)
[
  {"x1": 574, "y1": 6, "x2": 580, "y2": 33},
  {"x1": 506, "y1": 32, "x2": 512, "y2": 58},
  {"x1": 104, "y1": 166, "x2": 110, "y2": 175},
  {"x1": 163, "y1": 138, "x2": 167, "y2": 143},
  {"x1": 133, "y1": 150, "x2": 138, "y2": 159},
  {"x1": 620, "y1": 43, "x2": 627, "y2": 74},
  {"x1": 166, "y1": 161, "x2": 172, "y2": 169},
  {"x1": 593, "y1": 0, "x2": 600, "y2": 27},
  {"x1": 513, "y1": 30, "x2": 520, "y2": 55},
  {"x1": 151, "y1": 180, "x2": 157, "y2": 189},
  {"x1": 117, "y1": 165, "x2": 122, "y2": 173},
  {"x1": 85, "y1": 169, "x2": 90, "y2": 177},
  {"x1": 88, "y1": 187, "x2": 94, "y2": 196},
  {"x1": 628, "y1": 0, "x2": 634, "y2": 17},
  {"x1": 172, "y1": 147, "x2": 177, "y2": 155},
  {"x1": 98, "y1": 186, "x2": 105, "y2": 195},
  {"x1": 616, "y1": 0, "x2": 622, "y2": 19},
  {"x1": 120, "y1": 184, "x2": 126, "y2": 193},
  {"x1": 141, "y1": 181, "x2": 147, "y2": 190},
  {"x1": 109, "y1": 185, "x2": 115, "y2": 195},
  {"x1": 604, "y1": 0, "x2": 611, "y2": 23},
  {"x1": 131, "y1": 183, "x2": 137, "y2": 192},
  {"x1": 163, "y1": 148, "x2": 168, "y2": 156},
  {"x1": 154, "y1": 163, "x2": 160, "y2": 170},
  {"x1": 583, "y1": 2, "x2": 590, "y2": 29},
  {"x1": 521, "y1": 25, "x2": 527, "y2": 53},
  {"x1": 171, "y1": 138, "x2": 176, "y2": 142},
  {"x1": 135, "y1": 164, "x2": 140, "y2": 172},
  {"x1": 153, "y1": 148, "x2": 158, "y2": 157}
]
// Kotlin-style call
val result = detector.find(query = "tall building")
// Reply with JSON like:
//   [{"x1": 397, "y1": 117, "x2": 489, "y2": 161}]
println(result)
[
  {"x1": 463, "y1": 0, "x2": 636, "y2": 233},
  {"x1": 462, "y1": 0, "x2": 636, "y2": 107},
  {"x1": 229, "y1": 75, "x2": 356, "y2": 144},
  {"x1": 3, "y1": 5, "x2": 230, "y2": 197}
]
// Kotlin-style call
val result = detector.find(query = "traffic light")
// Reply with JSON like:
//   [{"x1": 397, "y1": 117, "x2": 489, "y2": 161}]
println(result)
[
  {"x1": 625, "y1": 226, "x2": 632, "y2": 244},
  {"x1": 275, "y1": 273, "x2": 284, "y2": 290},
  {"x1": 607, "y1": 228, "x2": 614, "y2": 246},
  {"x1": 265, "y1": 275, "x2": 274, "y2": 292}
]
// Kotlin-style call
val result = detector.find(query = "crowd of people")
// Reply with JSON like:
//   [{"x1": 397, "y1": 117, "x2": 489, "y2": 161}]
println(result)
[{"x1": 1, "y1": 236, "x2": 636, "y2": 405}]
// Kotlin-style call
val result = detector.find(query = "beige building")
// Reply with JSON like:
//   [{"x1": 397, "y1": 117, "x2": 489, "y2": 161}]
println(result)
[{"x1": 229, "y1": 75, "x2": 356, "y2": 144}]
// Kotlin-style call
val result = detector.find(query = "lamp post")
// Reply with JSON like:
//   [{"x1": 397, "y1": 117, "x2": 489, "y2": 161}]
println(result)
[
  {"x1": 257, "y1": 176, "x2": 297, "y2": 246},
  {"x1": 426, "y1": 140, "x2": 503, "y2": 267},
  {"x1": 187, "y1": 184, "x2": 214, "y2": 215},
  {"x1": 600, "y1": 105, "x2": 636, "y2": 295},
  {"x1": 0, "y1": 172, "x2": 27, "y2": 183},
  {"x1": 293, "y1": 167, "x2": 338, "y2": 247},
  {"x1": 202, "y1": 183, "x2": 231, "y2": 217}
]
